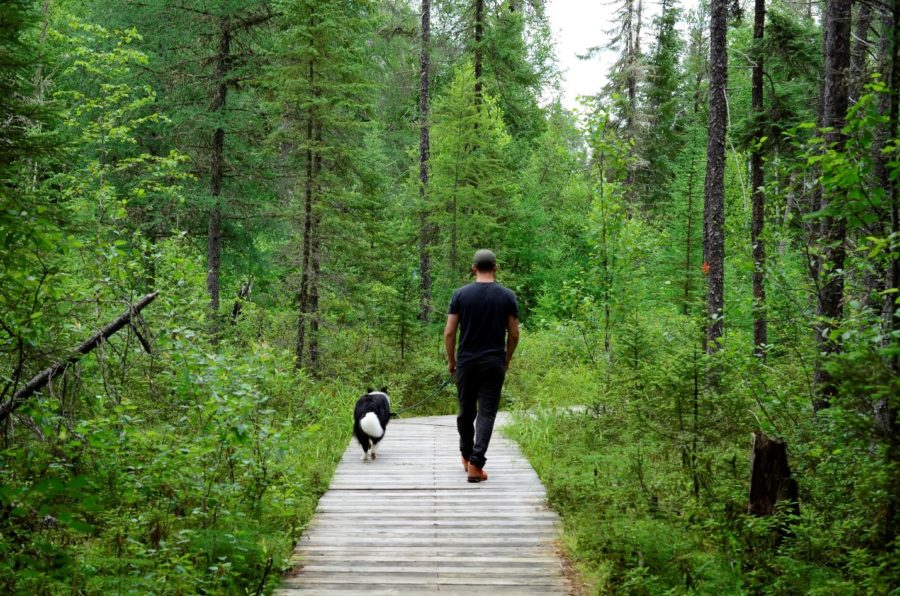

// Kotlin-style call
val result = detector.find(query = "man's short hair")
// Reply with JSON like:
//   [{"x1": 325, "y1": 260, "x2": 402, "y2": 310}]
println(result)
[{"x1": 473, "y1": 249, "x2": 497, "y2": 272}]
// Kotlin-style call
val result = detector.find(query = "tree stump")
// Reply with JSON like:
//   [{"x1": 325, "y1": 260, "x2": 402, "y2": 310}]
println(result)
[{"x1": 748, "y1": 431, "x2": 799, "y2": 517}]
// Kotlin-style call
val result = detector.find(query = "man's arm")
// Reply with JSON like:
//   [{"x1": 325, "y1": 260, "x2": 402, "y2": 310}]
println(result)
[
  {"x1": 444, "y1": 314, "x2": 460, "y2": 373},
  {"x1": 505, "y1": 314, "x2": 519, "y2": 369}
]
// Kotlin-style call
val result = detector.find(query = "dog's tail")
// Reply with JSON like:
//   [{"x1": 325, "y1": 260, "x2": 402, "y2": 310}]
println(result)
[{"x1": 359, "y1": 411, "x2": 384, "y2": 439}]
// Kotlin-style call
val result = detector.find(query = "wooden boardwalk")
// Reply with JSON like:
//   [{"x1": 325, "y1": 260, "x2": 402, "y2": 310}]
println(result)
[{"x1": 279, "y1": 415, "x2": 572, "y2": 595}]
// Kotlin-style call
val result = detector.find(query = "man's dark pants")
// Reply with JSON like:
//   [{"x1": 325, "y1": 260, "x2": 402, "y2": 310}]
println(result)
[{"x1": 456, "y1": 355, "x2": 506, "y2": 469}]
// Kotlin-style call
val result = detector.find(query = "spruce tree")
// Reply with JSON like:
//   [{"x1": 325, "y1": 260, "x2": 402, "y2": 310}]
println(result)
[
  {"x1": 429, "y1": 64, "x2": 514, "y2": 294},
  {"x1": 751, "y1": 0, "x2": 767, "y2": 356},
  {"x1": 704, "y1": 0, "x2": 728, "y2": 352},
  {"x1": 271, "y1": 0, "x2": 379, "y2": 370},
  {"x1": 419, "y1": 0, "x2": 433, "y2": 322},
  {"x1": 813, "y1": 0, "x2": 852, "y2": 408},
  {"x1": 87, "y1": 0, "x2": 276, "y2": 326},
  {"x1": 642, "y1": 0, "x2": 684, "y2": 211}
]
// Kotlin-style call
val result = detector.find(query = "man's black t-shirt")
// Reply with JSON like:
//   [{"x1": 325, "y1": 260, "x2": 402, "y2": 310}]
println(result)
[{"x1": 448, "y1": 281, "x2": 519, "y2": 367}]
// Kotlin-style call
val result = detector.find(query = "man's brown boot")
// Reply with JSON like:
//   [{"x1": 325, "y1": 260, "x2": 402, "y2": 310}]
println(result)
[
  {"x1": 461, "y1": 455, "x2": 469, "y2": 472},
  {"x1": 467, "y1": 464, "x2": 488, "y2": 483}
]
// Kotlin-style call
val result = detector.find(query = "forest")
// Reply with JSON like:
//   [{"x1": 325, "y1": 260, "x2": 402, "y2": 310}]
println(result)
[{"x1": 0, "y1": 0, "x2": 898, "y2": 592}]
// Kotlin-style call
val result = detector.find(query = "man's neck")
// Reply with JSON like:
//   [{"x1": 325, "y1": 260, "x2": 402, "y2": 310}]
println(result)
[{"x1": 474, "y1": 272, "x2": 496, "y2": 283}]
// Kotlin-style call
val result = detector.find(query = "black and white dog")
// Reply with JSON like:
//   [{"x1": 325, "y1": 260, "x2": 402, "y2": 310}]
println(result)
[{"x1": 353, "y1": 388, "x2": 394, "y2": 461}]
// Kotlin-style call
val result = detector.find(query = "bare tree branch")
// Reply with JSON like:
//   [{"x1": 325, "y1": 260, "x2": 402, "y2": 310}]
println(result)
[{"x1": 0, "y1": 292, "x2": 159, "y2": 423}]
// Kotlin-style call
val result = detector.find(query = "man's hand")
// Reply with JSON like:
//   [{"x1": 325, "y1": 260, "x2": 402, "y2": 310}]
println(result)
[
  {"x1": 505, "y1": 314, "x2": 519, "y2": 371},
  {"x1": 444, "y1": 313, "x2": 460, "y2": 375}
]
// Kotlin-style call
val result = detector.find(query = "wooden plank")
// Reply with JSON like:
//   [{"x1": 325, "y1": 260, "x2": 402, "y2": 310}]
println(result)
[
  {"x1": 288, "y1": 574, "x2": 565, "y2": 586},
  {"x1": 278, "y1": 415, "x2": 569, "y2": 594},
  {"x1": 281, "y1": 587, "x2": 558, "y2": 596},
  {"x1": 294, "y1": 558, "x2": 560, "y2": 567}
]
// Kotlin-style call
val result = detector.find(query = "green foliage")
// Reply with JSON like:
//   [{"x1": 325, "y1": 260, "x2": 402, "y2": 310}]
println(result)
[
  {"x1": 1, "y1": 0, "x2": 898, "y2": 593},
  {"x1": 639, "y1": 0, "x2": 685, "y2": 211},
  {"x1": 507, "y1": 104, "x2": 592, "y2": 315},
  {"x1": 428, "y1": 62, "x2": 517, "y2": 299},
  {"x1": 0, "y1": 235, "x2": 355, "y2": 593},
  {"x1": 731, "y1": 5, "x2": 820, "y2": 154},
  {"x1": 508, "y1": 317, "x2": 898, "y2": 593}
]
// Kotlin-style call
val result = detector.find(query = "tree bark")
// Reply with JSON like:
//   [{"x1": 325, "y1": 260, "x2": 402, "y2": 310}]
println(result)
[
  {"x1": 881, "y1": 0, "x2": 899, "y2": 368},
  {"x1": 748, "y1": 431, "x2": 799, "y2": 518},
  {"x1": 296, "y1": 60, "x2": 315, "y2": 370},
  {"x1": 207, "y1": 17, "x2": 231, "y2": 322},
  {"x1": 849, "y1": 0, "x2": 873, "y2": 104},
  {"x1": 624, "y1": 0, "x2": 643, "y2": 211},
  {"x1": 28, "y1": 0, "x2": 51, "y2": 192},
  {"x1": 309, "y1": 212, "x2": 321, "y2": 371},
  {"x1": 474, "y1": 0, "x2": 484, "y2": 111},
  {"x1": 876, "y1": 0, "x2": 899, "y2": 546},
  {"x1": 0, "y1": 292, "x2": 159, "y2": 423},
  {"x1": 309, "y1": 125, "x2": 323, "y2": 372},
  {"x1": 868, "y1": 4, "x2": 892, "y2": 312},
  {"x1": 684, "y1": 155, "x2": 697, "y2": 316},
  {"x1": 813, "y1": 0, "x2": 852, "y2": 410},
  {"x1": 703, "y1": 0, "x2": 728, "y2": 353},
  {"x1": 418, "y1": 0, "x2": 433, "y2": 322},
  {"x1": 751, "y1": 0, "x2": 767, "y2": 357}
]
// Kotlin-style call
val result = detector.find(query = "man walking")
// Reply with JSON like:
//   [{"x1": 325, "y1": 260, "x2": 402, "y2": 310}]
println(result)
[{"x1": 444, "y1": 249, "x2": 519, "y2": 483}]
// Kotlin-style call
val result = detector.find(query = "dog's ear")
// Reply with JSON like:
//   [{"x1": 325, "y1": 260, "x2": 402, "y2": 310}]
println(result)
[
  {"x1": 380, "y1": 386, "x2": 388, "y2": 394},
  {"x1": 367, "y1": 387, "x2": 374, "y2": 394}
]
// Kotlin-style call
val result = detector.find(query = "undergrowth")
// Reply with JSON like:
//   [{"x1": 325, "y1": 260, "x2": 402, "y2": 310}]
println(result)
[{"x1": 505, "y1": 324, "x2": 899, "y2": 595}]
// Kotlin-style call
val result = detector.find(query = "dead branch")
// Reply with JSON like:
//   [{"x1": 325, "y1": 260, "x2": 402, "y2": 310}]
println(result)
[{"x1": 0, "y1": 292, "x2": 159, "y2": 423}]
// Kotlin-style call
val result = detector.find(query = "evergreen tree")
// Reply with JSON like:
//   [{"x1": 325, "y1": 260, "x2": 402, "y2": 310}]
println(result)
[
  {"x1": 813, "y1": 0, "x2": 852, "y2": 407},
  {"x1": 704, "y1": 0, "x2": 728, "y2": 352},
  {"x1": 641, "y1": 0, "x2": 684, "y2": 211},
  {"x1": 482, "y1": 0, "x2": 553, "y2": 144},
  {"x1": 419, "y1": 0, "x2": 433, "y2": 322},
  {"x1": 428, "y1": 63, "x2": 514, "y2": 296},
  {"x1": 88, "y1": 0, "x2": 276, "y2": 324},
  {"x1": 270, "y1": 0, "x2": 381, "y2": 370},
  {"x1": 594, "y1": 0, "x2": 645, "y2": 211},
  {"x1": 750, "y1": 0, "x2": 767, "y2": 356}
]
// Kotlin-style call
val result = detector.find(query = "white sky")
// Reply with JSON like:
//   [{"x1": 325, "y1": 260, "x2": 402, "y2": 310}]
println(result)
[{"x1": 545, "y1": 0, "x2": 700, "y2": 110}]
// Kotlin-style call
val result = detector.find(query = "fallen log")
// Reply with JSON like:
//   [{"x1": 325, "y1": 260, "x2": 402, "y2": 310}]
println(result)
[{"x1": 0, "y1": 291, "x2": 159, "y2": 423}]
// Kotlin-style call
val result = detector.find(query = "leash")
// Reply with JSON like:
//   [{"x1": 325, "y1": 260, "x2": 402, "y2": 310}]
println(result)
[{"x1": 393, "y1": 377, "x2": 453, "y2": 416}]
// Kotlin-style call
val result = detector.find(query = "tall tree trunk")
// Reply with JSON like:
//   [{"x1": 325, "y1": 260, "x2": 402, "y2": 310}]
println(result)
[
  {"x1": 474, "y1": 0, "x2": 484, "y2": 111},
  {"x1": 597, "y1": 145, "x2": 612, "y2": 359},
  {"x1": 207, "y1": 17, "x2": 230, "y2": 325},
  {"x1": 296, "y1": 60, "x2": 315, "y2": 370},
  {"x1": 813, "y1": 0, "x2": 852, "y2": 410},
  {"x1": 625, "y1": 0, "x2": 643, "y2": 212},
  {"x1": 32, "y1": 0, "x2": 51, "y2": 100},
  {"x1": 29, "y1": 0, "x2": 51, "y2": 192},
  {"x1": 309, "y1": 125, "x2": 323, "y2": 372},
  {"x1": 451, "y1": 191, "x2": 458, "y2": 276},
  {"x1": 703, "y1": 0, "x2": 728, "y2": 353},
  {"x1": 751, "y1": 0, "x2": 767, "y2": 357},
  {"x1": 875, "y1": 0, "x2": 899, "y2": 546},
  {"x1": 849, "y1": 0, "x2": 873, "y2": 104},
  {"x1": 887, "y1": 0, "x2": 899, "y2": 372},
  {"x1": 418, "y1": 0, "x2": 433, "y2": 322},
  {"x1": 309, "y1": 213, "x2": 321, "y2": 372},
  {"x1": 625, "y1": 0, "x2": 637, "y2": 134},
  {"x1": 868, "y1": 6, "x2": 895, "y2": 312},
  {"x1": 875, "y1": 0, "x2": 898, "y2": 346},
  {"x1": 684, "y1": 155, "x2": 697, "y2": 316}
]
